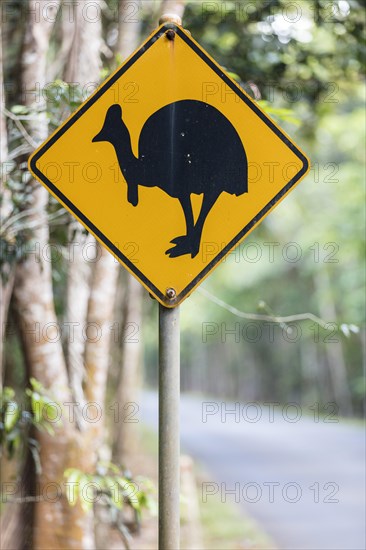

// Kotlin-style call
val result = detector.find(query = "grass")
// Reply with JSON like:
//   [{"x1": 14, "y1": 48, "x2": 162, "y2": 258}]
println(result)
[
  {"x1": 200, "y1": 489, "x2": 248, "y2": 548},
  {"x1": 198, "y1": 480, "x2": 276, "y2": 550}
]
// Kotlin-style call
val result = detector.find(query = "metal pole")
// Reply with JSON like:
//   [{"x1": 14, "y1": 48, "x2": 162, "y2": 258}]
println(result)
[
  {"x1": 157, "y1": 14, "x2": 182, "y2": 549},
  {"x1": 159, "y1": 303, "x2": 180, "y2": 550}
]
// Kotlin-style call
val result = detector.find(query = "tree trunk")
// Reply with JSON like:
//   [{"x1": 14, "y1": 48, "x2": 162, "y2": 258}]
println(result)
[
  {"x1": 84, "y1": 246, "x2": 119, "y2": 448},
  {"x1": 112, "y1": 274, "x2": 143, "y2": 466},
  {"x1": 82, "y1": 247, "x2": 119, "y2": 550},
  {"x1": 117, "y1": 0, "x2": 143, "y2": 58},
  {"x1": 12, "y1": 2, "x2": 96, "y2": 548},
  {"x1": 0, "y1": 21, "x2": 15, "y2": 386},
  {"x1": 61, "y1": 0, "x2": 105, "y2": 429},
  {"x1": 62, "y1": 0, "x2": 104, "y2": 85},
  {"x1": 314, "y1": 268, "x2": 353, "y2": 415},
  {"x1": 66, "y1": 226, "x2": 94, "y2": 421}
]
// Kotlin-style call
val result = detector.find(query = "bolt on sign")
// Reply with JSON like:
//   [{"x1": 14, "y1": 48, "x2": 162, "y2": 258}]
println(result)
[{"x1": 29, "y1": 22, "x2": 310, "y2": 307}]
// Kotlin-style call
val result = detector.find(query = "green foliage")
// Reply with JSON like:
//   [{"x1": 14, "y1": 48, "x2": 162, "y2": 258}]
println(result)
[
  {"x1": 64, "y1": 461, "x2": 155, "y2": 513},
  {"x1": 25, "y1": 378, "x2": 61, "y2": 435},
  {"x1": 1, "y1": 80, "x2": 89, "y2": 279},
  {"x1": 64, "y1": 462, "x2": 155, "y2": 545},
  {"x1": 258, "y1": 100, "x2": 301, "y2": 125},
  {"x1": 0, "y1": 379, "x2": 61, "y2": 471},
  {"x1": 185, "y1": 0, "x2": 365, "y2": 109},
  {"x1": 43, "y1": 80, "x2": 88, "y2": 129},
  {"x1": 143, "y1": 0, "x2": 366, "y2": 415}
]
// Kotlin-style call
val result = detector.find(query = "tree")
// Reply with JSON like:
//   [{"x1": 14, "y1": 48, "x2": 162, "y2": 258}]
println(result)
[{"x1": 0, "y1": 21, "x2": 14, "y2": 386}]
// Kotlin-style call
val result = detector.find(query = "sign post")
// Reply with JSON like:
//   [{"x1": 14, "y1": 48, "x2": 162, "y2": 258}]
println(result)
[
  {"x1": 158, "y1": 15, "x2": 183, "y2": 550},
  {"x1": 159, "y1": 15, "x2": 182, "y2": 550},
  {"x1": 159, "y1": 302, "x2": 180, "y2": 549}
]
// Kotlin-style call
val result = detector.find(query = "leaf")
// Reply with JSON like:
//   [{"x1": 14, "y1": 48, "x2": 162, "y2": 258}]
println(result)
[
  {"x1": 78, "y1": 475, "x2": 94, "y2": 512},
  {"x1": 115, "y1": 476, "x2": 131, "y2": 496},
  {"x1": 227, "y1": 70, "x2": 241, "y2": 82},
  {"x1": 106, "y1": 478, "x2": 123, "y2": 510},
  {"x1": 257, "y1": 100, "x2": 301, "y2": 125},
  {"x1": 340, "y1": 323, "x2": 350, "y2": 337},
  {"x1": 29, "y1": 377, "x2": 44, "y2": 393},
  {"x1": 30, "y1": 392, "x2": 42, "y2": 424},
  {"x1": 4, "y1": 402, "x2": 19, "y2": 432},
  {"x1": 122, "y1": 481, "x2": 139, "y2": 508},
  {"x1": 3, "y1": 387, "x2": 15, "y2": 401},
  {"x1": 64, "y1": 469, "x2": 85, "y2": 506},
  {"x1": 64, "y1": 468, "x2": 83, "y2": 484},
  {"x1": 11, "y1": 105, "x2": 28, "y2": 115}
]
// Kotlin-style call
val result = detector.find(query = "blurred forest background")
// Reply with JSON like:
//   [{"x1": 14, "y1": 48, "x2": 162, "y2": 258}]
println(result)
[{"x1": 0, "y1": 0, "x2": 365, "y2": 549}]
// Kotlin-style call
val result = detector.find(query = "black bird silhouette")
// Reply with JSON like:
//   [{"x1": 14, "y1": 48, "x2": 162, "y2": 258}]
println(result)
[{"x1": 92, "y1": 100, "x2": 248, "y2": 258}]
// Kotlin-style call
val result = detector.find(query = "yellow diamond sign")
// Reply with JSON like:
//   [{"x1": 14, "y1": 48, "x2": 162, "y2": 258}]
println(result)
[{"x1": 29, "y1": 22, "x2": 310, "y2": 307}]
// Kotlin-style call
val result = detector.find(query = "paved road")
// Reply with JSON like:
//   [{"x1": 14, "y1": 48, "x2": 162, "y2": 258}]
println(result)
[{"x1": 140, "y1": 391, "x2": 365, "y2": 550}]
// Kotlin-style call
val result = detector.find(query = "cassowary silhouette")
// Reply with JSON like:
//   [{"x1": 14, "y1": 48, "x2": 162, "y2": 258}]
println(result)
[{"x1": 92, "y1": 100, "x2": 248, "y2": 258}]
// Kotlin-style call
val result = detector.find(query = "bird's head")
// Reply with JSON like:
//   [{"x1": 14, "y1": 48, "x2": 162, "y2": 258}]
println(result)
[{"x1": 92, "y1": 104, "x2": 123, "y2": 144}]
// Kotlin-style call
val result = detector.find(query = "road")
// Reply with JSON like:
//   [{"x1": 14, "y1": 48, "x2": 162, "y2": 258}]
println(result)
[{"x1": 140, "y1": 391, "x2": 365, "y2": 550}]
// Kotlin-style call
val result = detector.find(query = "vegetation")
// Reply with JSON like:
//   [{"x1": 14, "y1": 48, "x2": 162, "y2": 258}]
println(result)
[
  {"x1": 144, "y1": 0, "x2": 366, "y2": 419},
  {"x1": 199, "y1": 481, "x2": 276, "y2": 550},
  {"x1": 0, "y1": 379, "x2": 59, "y2": 467}
]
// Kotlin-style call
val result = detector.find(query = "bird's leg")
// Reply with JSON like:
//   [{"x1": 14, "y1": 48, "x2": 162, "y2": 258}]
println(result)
[
  {"x1": 127, "y1": 181, "x2": 139, "y2": 206},
  {"x1": 189, "y1": 192, "x2": 220, "y2": 258},
  {"x1": 166, "y1": 193, "x2": 220, "y2": 259},
  {"x1": 166, "y1": 196, "x2": 195, "y2": 257}
]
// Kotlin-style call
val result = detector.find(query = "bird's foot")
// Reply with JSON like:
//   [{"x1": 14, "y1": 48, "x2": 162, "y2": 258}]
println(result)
[
  {"x1": 165, "y1": 235, "x2": 200, "y2": 258},
  {"x1": 169, "y1": 235, "x2": 187, "y2": 246}
]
